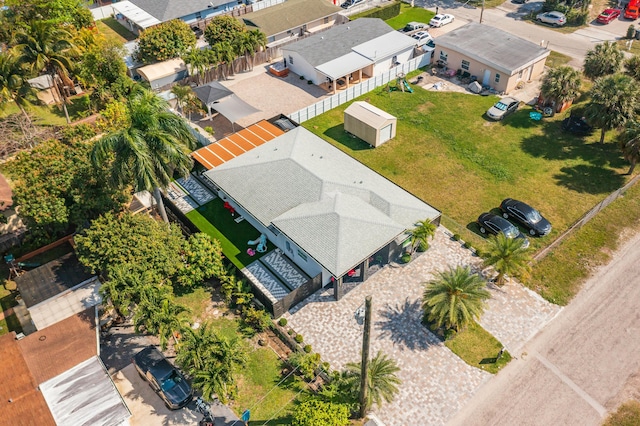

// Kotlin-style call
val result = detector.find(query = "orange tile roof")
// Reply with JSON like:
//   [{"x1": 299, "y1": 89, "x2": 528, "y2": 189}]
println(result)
[
  {"x1": 192, "y1": 120, "x2": 284, "y2": 170},
  {"x1": 0, "y1": 334, "x2": 56, "y2": 426}
]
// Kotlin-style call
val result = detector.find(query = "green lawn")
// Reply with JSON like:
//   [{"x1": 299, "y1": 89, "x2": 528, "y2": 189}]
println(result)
[
  {"x1": 383, "y1": 4, "x2": 435, "y2": 29},
  {"x1": 96, "y1": 18, "x2": 137, "y2": 43},
  {"x1": 445, "y1": 321, "x2": 511, "y2": 374},
  {"x1": 303, "y1": 85, "x2": 629, "y2": 254},
  {"x1": 0, "y1": 313, "x2": 22, "y2": 337},
  {"x1": 186, "y1": 198, "x2": 274, "y2": 269},
  {"x1": 546, "y1": 50, "x2": 573, "y2": 69},
  {"x1": 1, "y1": 93, "x2": 93, "y2": 126}
]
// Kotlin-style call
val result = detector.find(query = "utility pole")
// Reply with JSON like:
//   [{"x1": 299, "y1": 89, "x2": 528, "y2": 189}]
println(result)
[
  {"x1": 480, "y1": 0, "x2": 485, "y2": 24},
  {"x1": 359, "y1": 295, "x2": 372, "y2": 419}
]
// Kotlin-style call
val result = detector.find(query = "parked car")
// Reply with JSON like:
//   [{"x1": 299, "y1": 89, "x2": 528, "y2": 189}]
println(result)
[
  {"x1": 401, "y1": 21, "x2": 428, "y2": 32},
  {"x1": 562, "y1": 114, "x2": 593, "y2": 136},
  {"x1": 486, "y1": 97, "x2": 519, "y2": 120},
  {"x1": 536, "y1": 11, "x2": 567, "y2": 26},
  {"x1": 341, "y1": 0, "x2": 364, "y2": 9},
  {"x1": 597, "y1": 8, "x2": 621, "y2": 24},
  {"x1": 429, "y1": 14, "x2": 455, "y2": 27},
  {"x1": 513, "y1": 0, "x2": 528, "y2": 4},
  {"x1": 133, "y1": 346, "x2": 193, "y2": 410},
  {"x1": 500, "y1": 198, "x2": 552, "y2": 236},
  {"x1": 624, "y1": 0, "x2": 640, "y2": 19},
  {"x1": 412, "y1": 31, "x2": 433, "y2": 46},
  {"x1": 477, "y1": 213, "x2": 530, "y2": 248}
]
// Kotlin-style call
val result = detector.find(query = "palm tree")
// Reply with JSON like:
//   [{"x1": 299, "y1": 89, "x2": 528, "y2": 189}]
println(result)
[
  {"x1": 345, "y1": 351, "x2": 401, "y2": 413},
  {"x1": 540, "y1": 66, "x2": 582, "y2": 112},
  {"x1": 134, "y1": 292, "x2": 189, "y2": 349},
  {"x1": 619, "y1": 120, "x2": 640, "y2": 175},
  {"x1": 232, "y1": 33, "x2": 252, "y2": 73},
  {"x1": 585, "y1": 74, "x2": 640, "y2": 144},
  {"x1": 583, "y1": 41, "x2": 624, "y2": 80},
  {"x1": 482, "y1": 233, "x2": 531, "y2": 286},
  {"x1": 15, "y1": 21, "x2": 75, "y2": 123},
  {"x1": 246, "y1": 29, "x2": 267, "y2": 71},
  {"x1": 212, "y1": 334, "x2": 246, "y2": 373},
  {"x1": 184, "y1": 48, "x2": 208, "y2": 85},
  {"x1": 176, "y1": 322, "x2": 220, "y2": 372},
  {"x1": 216, "y1": 41, "x2": 236, "y2": 79},
  {"x1": 422, "y1": 265, "x2": 490, "y2": 331},
  {"x1": 0, "y1": 49, "x2": 38, "y2": 124},
  {"x1": 407, "y1": 218, "x2": 436, "y2": 254},
  {"x1": 170, "y1": 84, "x2": 193, "y2": 115},
  {"x1": 91, "y1": 85, "x2": 196, "y2": 223},
  {"x1": 624, "y1": 55, "x2": 640, "y2": 81}
]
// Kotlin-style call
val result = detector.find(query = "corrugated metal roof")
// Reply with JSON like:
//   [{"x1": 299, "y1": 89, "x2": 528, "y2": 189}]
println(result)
[
  {"x1": 112, "y1": 1, "x2": 161, "y2": 29},
  {"x1": 241, "y1": 0, "x2": 342, "y2": 37},
  {"x1": 137, "y1": 58, "x2": 187, "y2": 82},
  {"x1": 345, "y1": 101, "x2": 395, "y2": 129},
  {"x1": 40, "y1": 357, "x2": 131, "y2": 426},
  {"x1": 435, "y1": 23, "x2": 550, "y2": 75}
]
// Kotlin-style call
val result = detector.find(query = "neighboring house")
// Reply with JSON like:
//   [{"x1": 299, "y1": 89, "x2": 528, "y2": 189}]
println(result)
[
  {"x1": 14, "y1": 252, "x2": 101, "y2": 331},
  {"x1": 136, "y1": 57, "x2": 188, "y2": 90},
  {"x1": 199, "y1": 125, "x2": 440, "y2": 313},
  {"x1": 281, "y1": 18, "x2": 420, "y2": 93},
  {"x1": 240, "y1": 0, "x2": 346, "y2": 47},
  {"x1": 2, "y1": 309, "x2": 131, "y2": 426},
  {"x1": 434, "y1": 23, "x2": 550, "y2": 94}
]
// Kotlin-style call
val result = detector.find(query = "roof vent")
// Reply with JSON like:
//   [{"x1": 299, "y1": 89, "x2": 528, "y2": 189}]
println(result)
[{"x1": 347, "y1": 26, "x2": 350, "y2": 29}]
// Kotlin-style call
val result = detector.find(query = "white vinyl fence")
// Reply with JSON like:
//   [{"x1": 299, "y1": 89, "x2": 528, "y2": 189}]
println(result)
[
  {"x1": 91, "y1": 5, "x2": 115, "y2": 21},
  {"x1": 288, "y1": 56, "x2": 426, "y2": 124},
  {"x1": 252, "y1": 0, "x2": 286, "y2": 11}
]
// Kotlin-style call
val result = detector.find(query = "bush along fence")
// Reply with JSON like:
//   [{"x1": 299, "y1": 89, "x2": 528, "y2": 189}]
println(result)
[
  {"x1": 353, "y1": 0, "x2": 401, "y2": 20},
  {"x1": 288, "y1": 55, "x2": 428, "y2": 124}
]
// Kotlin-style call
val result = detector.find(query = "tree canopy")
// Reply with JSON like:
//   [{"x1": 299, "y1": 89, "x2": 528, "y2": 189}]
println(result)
[
  {"x1": 204, "y1": 15, "x2": 246, "y2": 46},
  {"x1": 540, "y1": 66, "x2": 582, "y2": 108},
  {"x1": 583, "y1": 41, "x2": 624, "y2": 80},
  {"x1": 136, "y1": 19, "x2": 196, "y2": 64}
]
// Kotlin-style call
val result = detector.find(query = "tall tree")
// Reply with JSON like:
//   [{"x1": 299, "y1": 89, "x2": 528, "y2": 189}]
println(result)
[
  {"x1": 171, "y1": 84, "x2": 194, "y2": 115},
  {"x1": 583, "y1": 41, "x2": 624, "y2": 80},
  {"x1": 540, "y1": 66, "x2": 582, "y2": 111},
  {"x1": 619, "y1": 120, "x2": 640, "y2": 175},
  {"x1": 216, "y1": 41, "x2": 236, "y2": 79},
  {"x1": 246, "y1": 29, "x2": 267, "y2": 71},
  {"x1": 91, "y1": 85, "x2": 196, "y2": 222},
  {"x1": 344, "y1": 351, "x2": 401, "y2": 413},
  {"x1": 0, "y1": 49, "x2": 38, "y2": 123},
  {"x1": 422, "y1": 265, "x2": 490, "y2": 331},
  {"x1": 204, "y1": 15, "x2": 245, "y2": 46},
  {"x1": 134, "y1": 292, "x2": 189, "y2": 349},
  {"x1": 15, "y1": 21, "x2": 75, "y2": 123},
  {"x1": 585, "y1": 74, "x2": 640, "y2": 144},
  {"x1": 482, "y1": 233, "x2": 531, "y2": 286},
  {"x1": 136, "y1": 19, "x2": 196, "y2": 64},
  {"x1": 624, "y1": 55, "x2": 640, "y2": 81}
]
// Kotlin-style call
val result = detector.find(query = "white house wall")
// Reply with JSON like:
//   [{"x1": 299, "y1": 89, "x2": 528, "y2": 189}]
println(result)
[
  {"x1": 371, "y1": 46, "x2": 414, "y2": 76},
  {"x1": 282, "y1": 50, "x2": 320, "y2": 83}
]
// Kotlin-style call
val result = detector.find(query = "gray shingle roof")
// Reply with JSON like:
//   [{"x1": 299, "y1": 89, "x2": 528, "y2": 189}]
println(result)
[
  {"x1": 130, "y1": 0, "x2": 229, "y2": 22},
  {"x1": 435, "y1": 23, "x2": 550, "y2": 75},
  {"x1": 282, "y1": 18, "x2": 394, "y2": 66},
  {"x1": 241, "y1": 0, "x2": 342, "y2": 37},
  {"x1": 204, "y1": 127, "x2": 440, "y2": 277}
]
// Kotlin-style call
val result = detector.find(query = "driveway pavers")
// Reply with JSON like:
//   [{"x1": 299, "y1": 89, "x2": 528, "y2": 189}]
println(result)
[{"x1": 285, "y1": 227, "x2": 560, "y2": 425}]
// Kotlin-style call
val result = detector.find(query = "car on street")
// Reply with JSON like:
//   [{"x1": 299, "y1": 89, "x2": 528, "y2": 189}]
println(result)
[
  {"x1": 500, "y1": 198, "x2": 552, "y2": 236},
  {"x1": 400, "y1": 21, "x2": 428, "y2": 32},
  {"x1": 412, "y1": 31, "x2": 433, "y2": 46},
  {"x1": 536, "y1": 11, "x2": 567, "y2": 26},
  {"x1": 430, "y1": 14, "x2": 454, "y2": 27},
  {"x1": 477, "y1": 213, "x2": 530, "y2": 248},
  {"x1": 486, "y1": 97, "x2": 520, "y2": 120},
  {"x1": 341, "y1": 0, "x2": 364, "y2": 9},
  {"x1": 133, "y1": 346, "x2": 193, "y2": 410},
  {"x1": 597, "y1": 8, "x2": 621, "y2": 24}
]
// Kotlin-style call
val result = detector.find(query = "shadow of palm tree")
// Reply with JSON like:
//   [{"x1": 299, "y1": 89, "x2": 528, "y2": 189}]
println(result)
[
  {"x1": 554, "y1": 164, "x2": 625, "y2": 193},
  {"x1": 374, "y1": 298, "x2": 441, "y2": 351}
]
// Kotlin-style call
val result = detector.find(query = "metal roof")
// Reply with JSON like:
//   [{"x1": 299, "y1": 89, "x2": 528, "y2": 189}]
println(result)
[
  {"x1": 282, "y1": 18, "x2": 393, "y2": 67},
  {"x1": 128, "y1": 0, "x2": 229, "y2": 22},
  {"x1": 241, "y1": 0, "x2": 342, "y2": 37},
  {"x1": 316, "y1": 51, "x2": 373, "y2": 80},
  {"x1": 204, "y1": 127, "x2": 440, "y2": 277},
  {"x1": 40, "y1": 357, "x2": 131, "y2": 426},
  {"x1": 137, "y1": 58, "x2": 187, "y2": 82},
  {"x1": 344, "y1": 101, "x2": 396, "y2": 129},
  {"x1": 435, "y1": 23, "x2": 550, "y2": 75},
  {"x1": 111, "y1": 0, "x2": 161, "y2": 29},
  {"x1": 352, "y1": 30, "x2": 418, "y2": 61}
]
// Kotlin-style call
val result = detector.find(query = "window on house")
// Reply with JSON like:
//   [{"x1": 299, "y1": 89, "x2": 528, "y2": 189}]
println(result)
[
  {"x1": 286, "y1": 241, "x2": 292, "y2": 253},
  {"x1": 195, "y1": 11, "x2": 201, "y2": 19},
  {"x1": 288, "y1": 55, "x2": 293, "y2": 65},
  {"x1": 495, "y1": 73, "x2": 501, "y2": 83},
  {"x1": 297, "y1": 249, "x2": 308, "y2": 261},
  {"x1": 324, "y1": 17, "x2": 329, "y2": 24},
  {"x1": 268, "y1": 36, "x2": 275, "y2": 43},
  {"x1": 461, "y1": 60, "x2": 470, "y2": 70},
  {"x1": 439, "y1": 51, "x2": 448, "y2": 62}
]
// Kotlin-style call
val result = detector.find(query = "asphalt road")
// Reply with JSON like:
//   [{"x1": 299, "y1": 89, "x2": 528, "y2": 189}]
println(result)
[{"x1": 448, "y1": 230, "x2": 640, "y2": 426}]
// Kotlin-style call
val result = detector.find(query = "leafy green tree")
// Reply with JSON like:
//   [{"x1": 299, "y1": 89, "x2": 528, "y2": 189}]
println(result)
[
  {"x1": 344, "y1": 351, "x2": 401, "y2": 413},
  {"x1": 0, "y1": 49, "x2": 38, "y2": 123},
  {"x1": 422, "y1": 265, "x2": 490, "y2": 331},
  {"x1": 585, "y1": 74, "x2": 640, "y2": 143},
  {"x1": 171, "y1": 84, "x2": 194, "y2": 115},
  {"x1": 624, "y1": 55, "x2": 640, "y2": 81},
  {"x1": 232, "y1": 29, "x2": 266, "y2": 72},
  {"x1": 99, "y1": 265, "x2": 160, "y2": 318},
  {"x1": 540, "y1": 66, "x2": 582, "y2": 111},
  {"x1": 619, "y1": 120, "x2": 640, "y2": 174},
  {"x1": 292, "y1": 399, "x2": 350, "y2": 426},
  {"x1": 96, "y1": 99, "x2": 129, "y2": 132},
  {"x1": 407, "y1": 218, "x2": 436, "y2": 254},
  {"x1": 176, "y1": 232, "x2": 225, "y2": 288},
  {"x1": 289, "y1": 351, "x2": 322, "y2": 380},
  {"x1": 75, "y1": 211, "x2": 185, "y2": 276},
  {"x1": 91, "y1": 85, "x2": 196, "y2": 222},
  {"x1": 5, "y1": 140, "x2": 127, "y2": 244},
  {"x1": 136, "y1": 19, "x2": 196, "y2": 64},
  {"x1": 77, "y1": 37, "x2": 128, "y2": 98},
  {"x1": 482, "y1": 233, "x2": 531, "y2": 286},
  {"x1": 204, "y1": 15, "x2": 245, "y2": 46},
  {"x1": 583, "y1": 41, "x2": 624, "y2": 80},
  {"x1": 134, "y1": 292, "x2": 189, "y2": 349},
  {"x1": 5, "y1": 0, "x2": 93, "y2": 28},
  {"x1": 215, "y1": 41, "x2": 237, "y2": 79},
  {"x1": 183, "y1": 48, "x2": 208, "y2": 84},
  {"x1": 246, "y1": 29, "x2": 267, "y2": 70}
]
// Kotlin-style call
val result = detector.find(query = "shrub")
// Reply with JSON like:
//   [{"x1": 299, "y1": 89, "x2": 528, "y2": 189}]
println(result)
[
  {"x1": 304, "y1": 344, "x2": 312, "y2": 353},
  {"x1": 295, "y1": 334, "x2": 304, "y2": 343},
  {"x1": 628, "y1": 25, "x2": 637, "y2": 40},
  {"x1": 462, "y1": 242, "x2": 471, "y2": 249},
  {"x1": 307, "y1": 80, "x2": 313, "y2": 84},
  {"x1": 300, "y1": 75, "x2": 305, "y2": 80},
  {"x1": 243, "y1": 305, "x2": 272, "y2": 332},
  {"x1": 289, "y1": 351, "x2": 321, "y2": 380},
  {"x1": 355, "y1": 1, "x2": 400, "y2": 20},
  {"x1": 417, "y1": 240, "x2": 429, "y2": 252},
  {"x1": 401, "y1": 253, "x2": 412, "y2": 263},
  {"x1": 59, "y1": 123, "x2": 97, "y2": 144},
  {"x1": 452, "y1": 234, "x2": 461, "y2": 241},
  {"x1": 278, "y1": 317, "x2": 288, "y2": 327},
  {"x1": 568, "y1": 10, "x2": 588, "y2": 26},
  {"x1": 204, "y1": 126, "x2": 214, "y2": 135},
  {"x1": 288, "y1": 328, "x2": 295, "y2": 336}
]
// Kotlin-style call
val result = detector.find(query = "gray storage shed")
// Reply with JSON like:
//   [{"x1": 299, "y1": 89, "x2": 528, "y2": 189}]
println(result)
[{"x1": 344, "y1": 101, "x2": 397, "y2": 147}]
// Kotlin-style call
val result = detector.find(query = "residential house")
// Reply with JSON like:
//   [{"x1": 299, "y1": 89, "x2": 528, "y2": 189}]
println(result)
[
  {"x1": 240, "y1": 0, "x2": 346, "y2": 47},
  {"x1": 281, "y1": 18, "x2": 420, "y2": 93},
  {"x1": 434, "y1": 23, "x2": 550, "y2": 94}
]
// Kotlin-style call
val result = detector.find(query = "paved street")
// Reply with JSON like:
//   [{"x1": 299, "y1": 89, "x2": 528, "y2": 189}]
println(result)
[
  {"x1": 449, "y1": 231, "x2": 640, "y2": 426},
  {"x1": 285, "y1": 227, "x2": 560, "y2": 426}
]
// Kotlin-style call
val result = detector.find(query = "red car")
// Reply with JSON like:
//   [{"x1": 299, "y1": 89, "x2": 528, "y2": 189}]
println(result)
[{"x1": 597, "y1": 8, "x2": 621, "y2": 24}]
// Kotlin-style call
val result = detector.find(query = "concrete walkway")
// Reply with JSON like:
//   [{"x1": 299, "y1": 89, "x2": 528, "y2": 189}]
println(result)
[{"x1": 284, "y1": 227, "x2": 560, "y2": 426}]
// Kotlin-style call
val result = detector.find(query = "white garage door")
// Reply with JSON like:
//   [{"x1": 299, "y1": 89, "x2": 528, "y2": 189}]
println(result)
[{"x1": 380, "y1": 124, "x2": 393, "y2": 143}]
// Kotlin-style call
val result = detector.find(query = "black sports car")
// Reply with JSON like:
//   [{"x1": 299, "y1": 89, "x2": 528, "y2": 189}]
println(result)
[
  {"x1": 500, "y1": 198, "x2": 552, "y2": 236},
  {"x1": 477, "y1": 213, "x2": 530, "y2": 248},
  {"x1": 562, "y1": 114, "x2": 593, "y2": 136}
]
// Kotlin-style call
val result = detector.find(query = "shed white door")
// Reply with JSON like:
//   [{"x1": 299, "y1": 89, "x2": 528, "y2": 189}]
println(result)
[{"x1": 380, "y1": 124, "x2": 393, "y2": 143}]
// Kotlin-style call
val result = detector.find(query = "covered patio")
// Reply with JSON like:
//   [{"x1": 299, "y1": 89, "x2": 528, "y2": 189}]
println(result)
[
  {"x1": 316, "y1": 54, "x2": 373, "y2": 94},
  {"x1": 192, "y1": 81, "x2": 261, "y2": 131}
]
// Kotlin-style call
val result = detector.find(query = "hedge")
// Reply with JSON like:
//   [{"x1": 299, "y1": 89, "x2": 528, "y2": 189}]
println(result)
[{"x1": 356, "y1": 1, "x2": 401, "y2": 20}]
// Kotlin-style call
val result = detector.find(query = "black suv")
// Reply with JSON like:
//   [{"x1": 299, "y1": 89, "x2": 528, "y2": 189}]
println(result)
[{"x1": 133, "y1": 346, "x2": 193, "y2": 410}]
